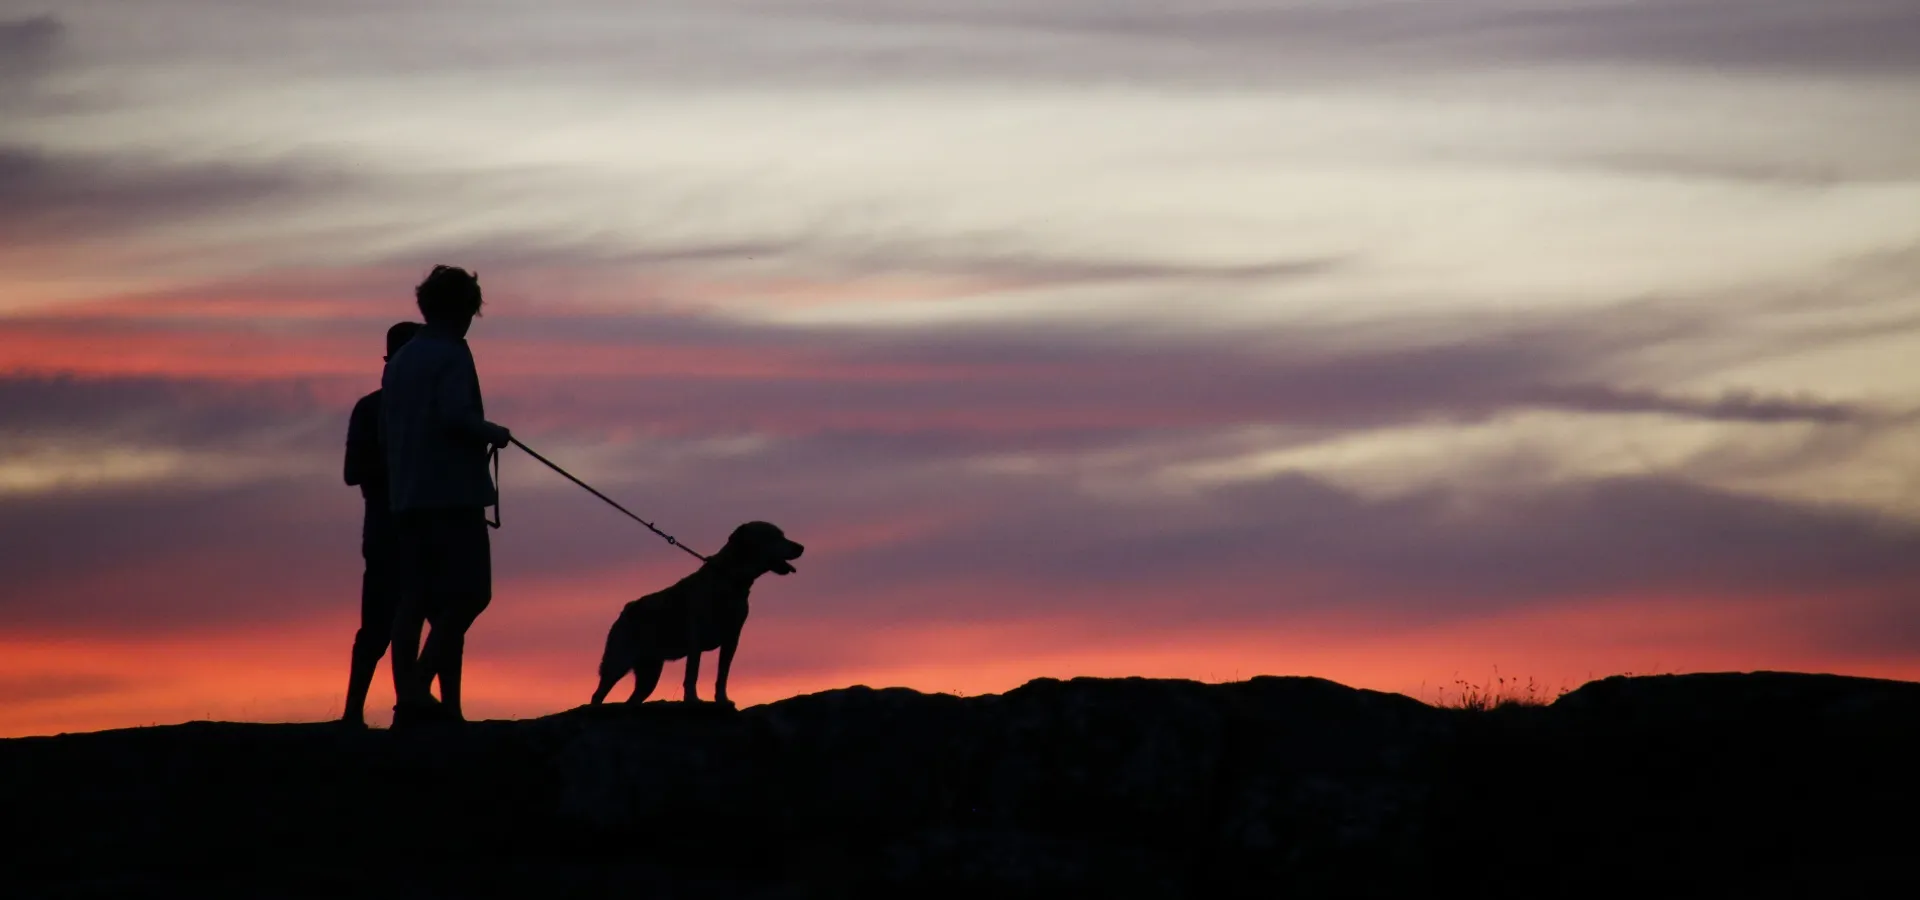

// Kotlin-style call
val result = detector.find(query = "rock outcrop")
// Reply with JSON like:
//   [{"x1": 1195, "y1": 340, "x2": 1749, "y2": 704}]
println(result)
[{"x1": 3, "y1": 672, "x2": 1917, "y2": 898}]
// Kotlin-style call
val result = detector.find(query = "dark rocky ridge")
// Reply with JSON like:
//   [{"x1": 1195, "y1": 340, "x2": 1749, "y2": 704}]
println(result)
[{"x1": 3, "y1": 672, "x2": 1917, "y2": 898}]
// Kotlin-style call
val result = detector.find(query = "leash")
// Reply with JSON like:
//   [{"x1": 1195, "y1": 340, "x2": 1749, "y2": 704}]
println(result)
[
  {"x1": 504, "y1": 437, "x2": 709, "y2": 562},
  {"x1": 486, "y1": 446, "x2": 502, "y2": 529}
]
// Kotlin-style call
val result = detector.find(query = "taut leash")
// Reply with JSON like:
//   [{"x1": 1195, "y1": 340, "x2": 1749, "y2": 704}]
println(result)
[{"x1": 506, "y1": 437, "x2": 709, "y2": 563}]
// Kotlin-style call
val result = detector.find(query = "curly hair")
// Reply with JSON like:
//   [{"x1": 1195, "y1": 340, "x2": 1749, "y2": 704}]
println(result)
[{"x1": 415, "y1": 265, "x2": 483, "y2": 324}]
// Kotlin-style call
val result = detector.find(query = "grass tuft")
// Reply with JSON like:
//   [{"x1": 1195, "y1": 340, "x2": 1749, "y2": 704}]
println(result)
[{"x1": 1433, "y1": 666, "x2": 1570, "y2": 711}]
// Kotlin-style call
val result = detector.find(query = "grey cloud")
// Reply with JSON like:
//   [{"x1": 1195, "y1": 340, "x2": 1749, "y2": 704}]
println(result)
[
  {"x1": 0, "y1": 14, "x2": 60, "y2": 82},
  {"x1": 0, "y1": 144, "x2": 336, "y2": 244},
  {"x1": 7, "y1": 413, "x2": 1917, "y2": 662},
  {"x1": 771, "y1": 468, "x2": 1920, "y2": 636},
  {"x1": 45, "y1": 0, "x2": 1920, "y2": 102},
  {"x1": 1490, "y1": 0, "x2": 1920, "y2": 74},
  {"x1": 667, "y1": 0, "x2": 1920, "y2": 84},
  {"x1": 889, "y1": 0, "x2": 1920, "y2": 73},
  {"x1": 1523, "y1": 385, "x2": 1868, "y2": 425},
  {"x1": 397, "y1": 222, "x2": 1344, "y2": 295},
  {"x1": 485, "y1": 315, "x2": 1875, "y2": 440},
  {"x1": 0, "y1": 374, "x2": 342, "y2": 456},
  {"x1": 1, "y1": 291, "x2": 1878, "y2": 480},
  {"x1": 0, "y1": 14, "x2": 108, "y2": 117},
  {"x1": 1578, "y1": 152, "x2": 1855, "y2": 188}
]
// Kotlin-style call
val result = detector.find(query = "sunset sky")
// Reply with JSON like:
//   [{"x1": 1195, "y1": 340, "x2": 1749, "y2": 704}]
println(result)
[{"x1": 3, "y1": 0, "x2": 1919, "y2": 736}]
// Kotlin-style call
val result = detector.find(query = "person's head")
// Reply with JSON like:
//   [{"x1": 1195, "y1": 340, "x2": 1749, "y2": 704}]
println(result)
[
  {"x1": 383, "y1": 321, "x2": 422, "y2": 362},
  {"x1": 414, "y1": 265, "x2": 483, "y2": 334}
]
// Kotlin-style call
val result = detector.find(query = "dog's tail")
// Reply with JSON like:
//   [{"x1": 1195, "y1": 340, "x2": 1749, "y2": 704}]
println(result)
[
  {"x1": 597, "y1": 616, "x2": 631, "y2": 677},
  {"x1": 590, "y1": 617, "x2": 631, "y2": 705}
]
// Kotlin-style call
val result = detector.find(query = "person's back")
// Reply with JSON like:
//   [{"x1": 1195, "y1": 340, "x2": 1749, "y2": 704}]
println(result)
[
  {"x1": 380, "y1": 328, "x2": 500, "y2": 513},
  {"x1": 380, "y1": 265, "x2": 510, "y2": 727},
  {"x1": 345, "y1": 389, "x2": 391, "y2": 535},
  {"x1": 340, "y1": 321, "x2": 421, "y2": 727}
]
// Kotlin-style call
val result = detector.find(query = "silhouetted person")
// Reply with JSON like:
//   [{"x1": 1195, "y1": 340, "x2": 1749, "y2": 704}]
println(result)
[
  {"x1": 382, "y1": 265, "x2": 511, "y2": 727},
  {"x1": 340, "y1": 320, "x2": 423, "y2": 727}
]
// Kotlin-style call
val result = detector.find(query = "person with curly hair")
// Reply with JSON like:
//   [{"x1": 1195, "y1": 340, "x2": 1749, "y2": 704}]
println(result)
[{"x1": 380, "y1": 265, "x2": 512, "y2": 727}]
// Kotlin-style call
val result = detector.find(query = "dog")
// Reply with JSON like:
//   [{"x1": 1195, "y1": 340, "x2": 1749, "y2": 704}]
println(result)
[{"x1": 591, "y1": 521, "x2": 804, "y2": 707}]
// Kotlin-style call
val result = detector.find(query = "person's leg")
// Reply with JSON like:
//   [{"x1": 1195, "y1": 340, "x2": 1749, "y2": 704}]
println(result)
[
  {"x1": 423, "y1": 604, "x2": 476, "y2": 718},
  {"x1": 418, "y1": 508, "x2": 491, "y2": 720},
  {"x1": 388, "y1": 511, "x2": 438, "y2": 714},
  {"x1": 342, "y1": 538, "x2": 397, "y2": 724}
]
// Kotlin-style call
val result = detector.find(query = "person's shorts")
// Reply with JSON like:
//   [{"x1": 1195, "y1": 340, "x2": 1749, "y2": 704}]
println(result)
[
  {"x1": 394, "y1": 507, "x2": 492, "y2": 621},
  {"x1": 360, "y1": 540, "x2": 401, "y2": 638}
]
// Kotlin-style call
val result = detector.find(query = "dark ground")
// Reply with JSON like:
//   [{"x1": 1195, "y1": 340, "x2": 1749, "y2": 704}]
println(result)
[{"x1": 3, "y1": 672, "x2": 1917, "y2": 899}]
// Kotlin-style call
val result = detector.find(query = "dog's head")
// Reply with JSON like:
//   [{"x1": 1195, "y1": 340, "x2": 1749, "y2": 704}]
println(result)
[{"x1": 723, "y1": 521, "x2": 805, "y2": 576}]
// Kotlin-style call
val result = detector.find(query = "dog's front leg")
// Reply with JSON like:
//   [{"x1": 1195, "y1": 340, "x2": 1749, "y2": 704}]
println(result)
[
  {"x1": 682, "y1": 649, "x2": 701, "y2": 702},
  {"x1": 714, "y1": 639, "x2": 737, "y2": 708}
]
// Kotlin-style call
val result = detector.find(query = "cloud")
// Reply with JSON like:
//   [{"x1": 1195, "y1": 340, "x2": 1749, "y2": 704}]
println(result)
[
  {"x1": 0, "y1": 14, "x2": 60, "y2": 83},
  {"x1": 773, "y1": 0, "x2": 1920, "y2": 76},
  {"x1": 0, "y1": 479, "x2": 356, "y2": 629},
  {"x1": 0, "y1": 144, "x2": 335, "y2": 245},
  {"x1": 1489, "y1": 0, "x2": 1920, "y2": 74},
  {"x1": 725, "y1": 465, "x2": 1920, "y2": 623},
  {"x1": 0, "y1": 672, "x2": 125, "y2": 705},
  {"x1": 32, "y1": 1, "x2": 1919, "y2": 108},
  {"x1": 1522, "y1": 385, "x2": 1868, "y2": 425},
  {"x1": 1, "y1": 286, "x2": 1885, "y2": 473},
  {"x1": 0, "y1": 374, "x2": 334, "y2": 446},
  {"x1": 480, "y1": 317, "x2": 1880, "y2": 442},
  {"x1": 6, "y1": 419, "x2": 1918, "y2": 666}
]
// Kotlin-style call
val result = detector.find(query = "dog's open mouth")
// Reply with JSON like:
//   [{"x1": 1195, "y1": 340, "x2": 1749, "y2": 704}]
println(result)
[{"x1": 771, "y1": 542, "x2": 803, "y2": 576}]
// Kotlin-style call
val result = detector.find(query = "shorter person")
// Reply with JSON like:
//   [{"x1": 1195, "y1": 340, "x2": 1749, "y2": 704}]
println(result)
[{"x1": 340, "y1": 321, "x2": 422, "y2": 727}]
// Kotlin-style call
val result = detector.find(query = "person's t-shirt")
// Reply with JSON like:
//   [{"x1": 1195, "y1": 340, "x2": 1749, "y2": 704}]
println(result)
[
  {"x1": 379, "y1": 325, "x2": 506, "y2": 513},
  {"x1": 344, "y1": 389, "x2": 392, "y2": 536}
]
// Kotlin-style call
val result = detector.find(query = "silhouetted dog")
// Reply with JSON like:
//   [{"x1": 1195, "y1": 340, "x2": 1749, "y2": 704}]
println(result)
[{"x1": 591, "y1": 522, "x2": 804, "y2": 707}]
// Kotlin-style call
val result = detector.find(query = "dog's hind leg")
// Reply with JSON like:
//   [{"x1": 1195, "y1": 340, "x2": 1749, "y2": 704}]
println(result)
[
  {"x1": 629, "y1": 659, "x2": 663, "y2": 703},
  {"x1": 591, "y1": 669, "x2": 623, "y2": 706}
]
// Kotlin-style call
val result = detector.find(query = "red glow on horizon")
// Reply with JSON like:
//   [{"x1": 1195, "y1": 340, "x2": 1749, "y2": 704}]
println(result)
[{"x1": 7, "y1": 586, "x2": 1918, "y2": 739}]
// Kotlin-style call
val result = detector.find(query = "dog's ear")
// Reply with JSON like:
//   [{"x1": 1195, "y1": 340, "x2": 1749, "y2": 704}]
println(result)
[
  {"x1": 723, "y1": 522, "x2": 795, "y2": 574},
  {"x1": 725, "y1": 522, "x2": 757, "y2": 549},
  {"x1": 744, "y1": 523, "x2": 799, "y2": 575}
]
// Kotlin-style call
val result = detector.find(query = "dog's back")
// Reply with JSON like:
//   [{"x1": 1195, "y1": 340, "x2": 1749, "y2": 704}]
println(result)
[
  {"x1": 597, "y1": 571, "x2": 710, "y2": 678},
  {"x1": 596, "y1": 598, "x2": 648, "y2": 681}
]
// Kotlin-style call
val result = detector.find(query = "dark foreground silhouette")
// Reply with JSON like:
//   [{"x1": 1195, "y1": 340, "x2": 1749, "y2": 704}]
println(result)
[{"x1": 4, "y1": 672, "x2": 1918, "y2": 899}]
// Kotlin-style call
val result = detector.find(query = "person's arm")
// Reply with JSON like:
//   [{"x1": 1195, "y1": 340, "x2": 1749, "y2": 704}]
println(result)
[
  {"x1": 344, "y1": 394, "x2": 376, "y2": 486},
  {"x1": 434, "y1": 347, "x2": 511, "y2": 449}
]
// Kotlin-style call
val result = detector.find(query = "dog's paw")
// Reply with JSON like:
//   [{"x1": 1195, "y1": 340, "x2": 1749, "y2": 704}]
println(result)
[{"x1": 714, "y1": 698, "x2": 737, "y2": 712}]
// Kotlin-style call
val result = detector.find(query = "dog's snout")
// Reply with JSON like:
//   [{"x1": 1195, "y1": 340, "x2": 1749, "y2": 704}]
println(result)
[{"x1": 786, "y1": 541, "x2": 805, "y2": 560}]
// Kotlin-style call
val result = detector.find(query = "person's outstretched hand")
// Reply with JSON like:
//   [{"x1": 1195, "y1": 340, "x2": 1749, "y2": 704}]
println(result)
[{"x1": 487, "y1": 423, "x2": 512, "y2": 449}]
